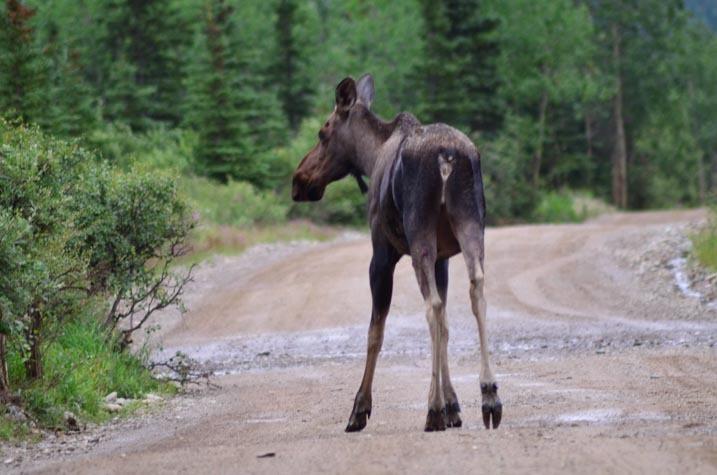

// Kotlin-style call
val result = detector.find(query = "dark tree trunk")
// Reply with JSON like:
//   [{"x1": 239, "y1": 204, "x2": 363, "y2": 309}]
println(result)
[
  {"x1": 532, "y1": 90, "x2": 549, "y2": 187},
  {"x1": 698, "y1": 153, "x2": 706, "y2": 205},
  {"x1": 0, "y1": 334, "x2": 9, "y2": 393},
  {"x1": 611, "y1": 23, "x2": 628, "y2": 209},
  {"x1": 25, "y1": 308, "x2": 42, "y2": 380},
  {"x1": 585, "y1": 111, "x2": 593, "y2": 159}
]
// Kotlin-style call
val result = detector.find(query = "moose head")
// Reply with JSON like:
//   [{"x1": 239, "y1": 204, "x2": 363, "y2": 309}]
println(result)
[{"x1": 291, "y1": 75, "x2": 375, "y2": 202}]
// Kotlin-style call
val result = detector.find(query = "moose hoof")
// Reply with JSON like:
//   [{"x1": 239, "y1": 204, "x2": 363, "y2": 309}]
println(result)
[
  {"x1": 424, "y1": 408, "x2": 447, "y2": 432},
  {"x1": 445, "y1": 401, "x2": 462, "y2": 428},
  {"x1": 345, "y1": 409, "x2": 370, "y2": 432},
  {"x1": 480, "y1": 382, "x2": 502, "y2": 429}
]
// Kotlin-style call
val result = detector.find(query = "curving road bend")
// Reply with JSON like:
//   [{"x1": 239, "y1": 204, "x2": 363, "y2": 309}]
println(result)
[{"x1": 22, "y1": 209, "x2": 717, "y2": 474}]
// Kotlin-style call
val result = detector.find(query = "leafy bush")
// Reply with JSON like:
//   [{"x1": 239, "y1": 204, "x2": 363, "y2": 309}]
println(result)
[
  {"x1": 0, "y1": 211, "x2": 33, "y2": 337},
  {"x1": 7, "y1": 310, "x2": 165, "y2": 428},
  {"x1": 181, "y1": 176, "x2": 289, "y2": 227},
  {"x1": 692, "y1": 209, "x2": 717, "y2": 271},
  {"x1": 532, "y1": 191, "x2": 581, "y2": 223},
  {"x1": 85, "y1": 122, "x2": 196, "y2": 174},
  {"x1": 0, "y1": 120, "x2": 189, "y2": 431},
  {"x1": 0, "y1": 119, "x2": 92, "y2": 380},
  {"x1": 70, "y1": 167, "x2": 194, "y2": 344},
  {"x1": 634, "y1": 93, "x2": 704, "y2": 209},
  {"x1": 480, "y1": 118, "x2": 540, "y2": 224},
  {"x1": 530, "y1": 190, "x2": 615, "y2": 224},
  {"x1": 289, "y1": 178, "x2": 367, "y2": 226}
]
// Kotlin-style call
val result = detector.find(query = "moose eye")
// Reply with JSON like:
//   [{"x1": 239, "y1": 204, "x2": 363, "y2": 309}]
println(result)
[{"x1": 318, "y1": 129, "x2": 328, "y2": 141}]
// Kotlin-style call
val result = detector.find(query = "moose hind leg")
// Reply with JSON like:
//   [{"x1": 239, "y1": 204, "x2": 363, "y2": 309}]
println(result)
[
  {"x1": 346, "y1": 244, "x2": 399, "y2": 432},
  {"x1": 435, "y1": 258, "x2": 461, "y2": 428},
  {"x1": 411, "y1": 246, "x2": 446, "y2": 432},
  {"x1": 455, "y1": 225, "x2": 501, "y2": 429},
  {"x1": 469, "y1": 258, "x2": 501, "y2": 429}
]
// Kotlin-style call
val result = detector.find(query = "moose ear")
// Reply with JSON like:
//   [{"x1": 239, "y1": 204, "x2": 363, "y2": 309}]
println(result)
[
  {"x1": 335, "y1": 77, "x2": 357, "y2": 114},
  {"x1": 356, "y1": 74, "x2": 374, "y2": 109}
]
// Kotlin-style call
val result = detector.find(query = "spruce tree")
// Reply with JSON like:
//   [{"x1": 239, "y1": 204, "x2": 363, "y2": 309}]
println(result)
[
  {"x1": 0, "y1": 0, "x2": 46, "y2": 124},
  {"x1": 416, "y1": 0, "x2": 502, "y2": 134},
  {"x1": 43, "y1": 21, "x2": 96, "y2": 137},
  {"x1": 273, "y1": 0, "x2": 314, "y2": 131},
  {"x1": 184, "y1": 0, "x2": 286, "y2": 186},
  {"x1": 97, "y1": 0, "x2": 188, "y2": 129}
]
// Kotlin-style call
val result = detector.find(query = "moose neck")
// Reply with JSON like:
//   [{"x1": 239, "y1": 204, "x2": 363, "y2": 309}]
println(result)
[{"x1": 349, "y1": 107, "x2": 397, "y2": 177}]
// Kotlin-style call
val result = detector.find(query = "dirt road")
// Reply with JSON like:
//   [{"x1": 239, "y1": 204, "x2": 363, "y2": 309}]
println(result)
[{"x1": 21, "y1": 209, "x2": 717, "y2": 474}]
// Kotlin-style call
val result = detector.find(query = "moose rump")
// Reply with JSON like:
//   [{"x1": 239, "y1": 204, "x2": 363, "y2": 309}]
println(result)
[{"x1": 385, "y1": 126, "x2": 487, "y2": 262}]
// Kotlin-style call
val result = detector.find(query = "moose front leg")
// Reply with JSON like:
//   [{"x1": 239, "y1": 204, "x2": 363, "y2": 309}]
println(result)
[{"x1": 346, "y1": 243, "x2": 399, "y2": 432}]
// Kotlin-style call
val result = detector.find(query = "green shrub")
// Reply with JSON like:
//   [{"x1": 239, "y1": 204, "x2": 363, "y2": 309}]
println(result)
[
  {"x1": 533, "y1": 191, "x2": 581, "y2": 223},
  {"x1": 181, "y1": 176, "x2": 289, "y2": 227},
  {"x1": 479, "y1": 116, "x2": 540, "y2": 224},
  {"x1": 0, "y1": 119, "x2": 92, "y2": 380},
  {"x1": 7, "y1": 310, "x2": 166, "y2": 428},
  {"x1": 85, "y1": 122, "x2": 196, "y2": 174},
  {"x1": 0, "y1": 210, "x2": 33, "y2": 336},
  {"x1": 0, "y1": 119, "x2": 188, "y2": 434},
  {"x1": 531, "y1": 190, "x2": 614, "y2": 223},
  {"x1": 569, "y1": 190, "x2": 615, "y2": 219},
  {"x1": 634, "y1": 94, "x2": 703, "y2": 209},
  {"x1": 289, "y1": 178, "x2": 367, "y2": 226},
  {"x1": 70, "y1": 166, "x2": 194, "y2": 343},
  {"x1": 692, "y1": 210, "x2": 717, "y2": 271}
]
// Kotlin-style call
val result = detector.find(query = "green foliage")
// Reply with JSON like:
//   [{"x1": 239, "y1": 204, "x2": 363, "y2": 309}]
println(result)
[
  {"x1": 0, "y1": 120, "x2": 189, "y2": 430},
  {"x1": 634, "y1": 91, "x2": 703, "y2": 208},
  {"x1": 532, "y1": 191, "x2": 581, "y2": 224},
  {"x1": 70, "y1": 166, "x2": 191, "y2": 284},
  {"x1": 183, "y1": 0, "x2": 286, "y2": 186},
  {"x1": 95, "y1": 0, "x2": 189, "y2": 128},
  {"x1": 492, "y1": 0, "x2": 605, "y2": 186},
  {"x1": 0, "y1": 119, "x2": 90, "y2": 342},
  {"x1": 291, "y1": 179, "x2": 367, "y2": 226},
  {"x1": 180, "y1": 176, "x2": 288, "y2": 227},
  {"x1": 0, "y1": 1, "x2": 46, "y2": 124},
  {"x1": 480, "y1": 115, "x2": 540, "y2": 223},
  {"x1": 85, "y1": 123, "x2": 196, "y2": 174},
  {"x1": 2, "y1": 0, "x2": 717, "y2": 223},
  {"x1": 307, "y1": 0, "x2": 423, "y2": 118},
  {"x1": 42, "y1": 22, "x2": 98, "y2": 137},
  {"x1": 0, "y1": 210, "x2": 33, "y2": 334},
  {"x1": 495, "y1": 0, "x2": 600, "y2": 107},
  {"x1": 272, "y1": 0, "x2": 315, "y2": 131},
  {"x1": 416, "y1": 0, "x2": 502, "y2": 133},
  {"x1": 7, "y1": 311, "x2": 165, "y2": 428},
  {"x1": 692, "y1": 210, "x2": 717, "y2": 271}
]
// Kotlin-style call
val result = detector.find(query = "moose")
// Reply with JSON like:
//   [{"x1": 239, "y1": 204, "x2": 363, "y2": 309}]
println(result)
[{"x1": 292, "y1": 74, "x2": 501, "y2": 431}]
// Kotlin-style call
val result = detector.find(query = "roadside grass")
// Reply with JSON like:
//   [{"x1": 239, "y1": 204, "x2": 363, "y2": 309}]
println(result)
[
  {"x1": 4, "y1": 311, "x2": 173, "y2": 435},
  {"x1": 692, "y1": 210, "x2": 717, "y2": 271},
  {"x1": 532, "y1": 190, "x2": 614, "y2": 223},
  {"x1": 176, "y1": 219, "x2": 342, "y2": 267},
  {"x1": 175, "y1": 176, "x2": 348, "y2": 265},
  {"x1": 0, "y1": 414, "x2": 37, "y2": 442}
]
